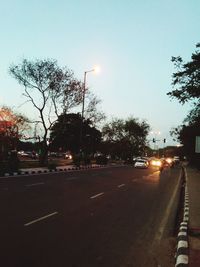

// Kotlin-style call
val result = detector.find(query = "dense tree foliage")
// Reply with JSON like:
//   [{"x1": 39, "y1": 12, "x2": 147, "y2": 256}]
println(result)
[
  {"x1": 171, "y1": 124, "x2": 200, "y2": 164},
  {"x1": 167, "y1": 43, "x2": 200, "y2": 104},
  {"x1": 0, "y1": 106, "x2": 30, "y2": 159},
  {"x1": 168, "y1": 43, "x2": 200, "y2": 165},
  {"x1": 102, "y1": 117, "x2": 150, "y2": 160},
  {"x1": 50, "y1": 113, "x2": 101, "y2": 155}
]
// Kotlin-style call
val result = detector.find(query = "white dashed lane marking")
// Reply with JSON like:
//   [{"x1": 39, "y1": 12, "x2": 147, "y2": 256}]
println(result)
[
  {"x1": 24, "y1": 212, "x2": 58, "y2": 226},
  {"x1": 118, "y1": 184, "x2": 125, "y2": 188},
  {"x1": 26, "y1": 182, "x2": 45, "y2": 187},
  {"x1": 90, "y1": 192, "x2": 104, "y2": 199}
]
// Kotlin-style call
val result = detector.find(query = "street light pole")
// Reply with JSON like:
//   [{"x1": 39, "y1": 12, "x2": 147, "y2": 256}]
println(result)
[
  {"x1": 80, "y1": 69, "x2": 95, "y2": 154},
  {"x1": 81, "y1": 69, "x2": 94, "y2": 119}
]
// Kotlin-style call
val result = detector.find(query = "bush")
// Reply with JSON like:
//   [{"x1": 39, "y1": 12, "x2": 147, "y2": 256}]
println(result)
[
  {"x1": 8, "y1": 151, "x2": 19, "y2": 172},
  {"x1": 83, "y1": 155, "x2": 91, "y2": 165},
  {"x1": 73, "y1": 154, "x2": 81, "y2": 167},
  {"x1": 47, "y1": 162, "x2": 57, "y2": 170},
  {"x1": 95, "y1": 155, "x2": 108, "y2": 165},
  {"x1": 0, "y1": 161, "x2": 9, "y2": 175}
]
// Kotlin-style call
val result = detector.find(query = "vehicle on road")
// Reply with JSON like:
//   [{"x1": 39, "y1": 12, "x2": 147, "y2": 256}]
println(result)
[
  {"x1": 173, "y1": 156, "x2": 180, "y2": 164},
  {"x1": 63, "y1": 153, "x2": 72, "y2": 160},
  {"x1": 150, "y1": 158, "x2": 162, "y2": 167},
  {"x1": 134, "y1": 159, "x2": 149, "y2": 168},
  {"x1": 17, "y1": 150, "x2": 38, "y2": 159}
]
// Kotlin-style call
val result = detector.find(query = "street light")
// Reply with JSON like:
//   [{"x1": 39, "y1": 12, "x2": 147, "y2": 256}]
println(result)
[
  {"x1": 81, "y1": 66, "x2": 100, "y2": 119},
  {"x1": 80, "y1": 66, "x2": 99, "y2": 153}
]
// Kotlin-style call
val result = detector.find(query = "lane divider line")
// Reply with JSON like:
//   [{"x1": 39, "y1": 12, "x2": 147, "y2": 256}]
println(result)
[
  {"x1": 26, "y1": 182, "x2": 45, "y2": 187},
  {"x1": 24, "y1": 212, "x2": 58, "y2": 226},
  {"x1": 118, "y1": 184, "x2": 125, "y2": 188},
  {"x1": 90, "y1": 192, "x2": 104, "y2": 199}
]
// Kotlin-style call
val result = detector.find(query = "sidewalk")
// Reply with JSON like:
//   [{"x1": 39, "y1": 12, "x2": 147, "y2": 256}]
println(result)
[{"x1": 185, "y1": 167, "x2": 200, "y2": 267}]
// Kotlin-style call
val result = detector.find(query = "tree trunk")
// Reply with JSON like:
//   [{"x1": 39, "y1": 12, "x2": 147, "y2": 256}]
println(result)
[{"x1": 39, "y1": 143, "x2": 48, "y2": 167}]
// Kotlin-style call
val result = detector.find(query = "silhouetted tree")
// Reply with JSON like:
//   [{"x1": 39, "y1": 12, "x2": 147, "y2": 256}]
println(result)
[
  {"x1": 168, "y1": 43, "x2": 200, "y2": 165},
  {"x1": 50, "y1": 113, "x2": 101, "y2": 154},
  {"x1": 0, "y1": 106, "x2": 30, "y2": 159},
  {"x1": 167, "y1": 43, "x2": 200, "y2": 104},
  {"x1": 9, "y1": 59, "x2": 82, "y2": 165},
  {"x1": 102, "y1": 117, "x2": 150, "y2": 160}
]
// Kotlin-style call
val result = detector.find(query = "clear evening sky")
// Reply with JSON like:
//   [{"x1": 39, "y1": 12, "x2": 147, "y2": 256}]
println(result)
[{"x1": 0, "y1": 0, "x2": 199, "y2": 146}]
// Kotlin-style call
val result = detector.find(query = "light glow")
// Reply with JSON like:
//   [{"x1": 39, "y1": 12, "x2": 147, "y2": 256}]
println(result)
[
  {"x1": 151, "y1": 159, "x2": 162, "y2": 167},
  {"x1": 93, "y1": 65, "x2": 100, "y2": 74}
]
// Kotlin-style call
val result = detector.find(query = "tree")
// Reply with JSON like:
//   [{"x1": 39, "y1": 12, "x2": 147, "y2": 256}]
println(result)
[
  {"x1": 171, "y1": 124, "x2": 200, "y2": 165},
  {"x1": 9, "y1": 59, "x2": 83, "y2": 165},
  {"x1": 167, "y1": 43, "x2": 200, "y2": 104},
  {"x1": 183, "y1": 102, "x2": 200, "y2": 126},
  {"x1": 50, "y1": 113, "x2": 101, "y2": 155},
  {"x1": 168, "y1": 43, "x2": 200, "y2": 165},
  {"x1": 124, "y1": 118, "x2": 150, "y2": 156},
  {"x1": 102, "y1": 117, "x2": 150, "y2": 160},
  {"x1": 167, "y1": 43, "x2": 200, "y2": 127},
  {"x1": 84, "y1": 93, "x2": 106, "y2": 126},
  {"x1": 0, "y1": 106, "x2": 30, "y2": 159}
]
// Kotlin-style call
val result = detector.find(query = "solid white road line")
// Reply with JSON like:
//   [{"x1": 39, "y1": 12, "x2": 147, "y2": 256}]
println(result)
[
  {"x1": 26, "y1": 182, "x2": 45, "y2": 187},
  {"x1": 24, "y1": 212, "x2": 58, "y2": 226},
  {"x1": 153, "y1": 171, "x2": 182, "y2": 244},
  {"x1": 118, "y1": 184, "x2": 125, "y2": 188},
  {"x1": 90, "y1": 192, "x2": 104, "y2": 199}
]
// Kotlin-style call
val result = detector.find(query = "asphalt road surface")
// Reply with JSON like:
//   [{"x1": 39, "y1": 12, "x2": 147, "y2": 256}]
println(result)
[{"x1": 0, "y1": 165, "x2": 181, "y2": 267}]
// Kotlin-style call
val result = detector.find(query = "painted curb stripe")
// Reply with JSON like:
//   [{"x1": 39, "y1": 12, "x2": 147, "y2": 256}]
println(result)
[
  {"x1": 176, "y1": 254, "x2": 188, "y2": 265},
  {"x1": 175, "y1": 167, "x2": 189, "y2": 267},
  {"x1": 178, "y1": 232, "x2": 187, "y2": 237}
]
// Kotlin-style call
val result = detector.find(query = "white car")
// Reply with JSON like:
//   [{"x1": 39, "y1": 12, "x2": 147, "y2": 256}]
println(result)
[{"x1": 134, "y1": 159, "x2": 149, "y2": 169}]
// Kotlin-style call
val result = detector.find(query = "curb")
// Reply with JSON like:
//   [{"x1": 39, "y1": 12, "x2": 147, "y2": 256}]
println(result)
[
  {"x1": 0, "y1": 164, "x2": 106, "y2": 178},
  {"x1": 175, "y1": 167, "x2": 189, "y2": 266}
]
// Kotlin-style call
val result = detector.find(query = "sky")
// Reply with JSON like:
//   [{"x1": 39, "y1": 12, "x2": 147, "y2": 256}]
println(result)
[{"x1": 0, "y1": 0, "x2": 199, "y2": 146}]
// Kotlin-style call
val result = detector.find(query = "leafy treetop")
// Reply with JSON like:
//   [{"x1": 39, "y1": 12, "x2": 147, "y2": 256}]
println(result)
[{"x1": 167, "y1": 43, "x2": 200, "y2": 104}]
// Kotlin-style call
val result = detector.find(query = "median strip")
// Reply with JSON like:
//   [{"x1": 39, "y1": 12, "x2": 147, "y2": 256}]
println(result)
[
  {"x1": 90, "y1": 192, "x2": 104, "y2": 199},
  {"x1": 24, "y1": 212, "x2": 58, "y2": 226}
]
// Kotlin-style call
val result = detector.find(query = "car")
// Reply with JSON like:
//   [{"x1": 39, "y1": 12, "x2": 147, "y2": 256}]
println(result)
[
  {"x1": 134, "y1": 159, "x2": 149, "y2": 168},
  {"x1": 165, "y1": 157, "x2": 173, "y2": 165},
  {"x1": 63, "y1": 153, "x2": 72, "y2": 160},
  {"x1": 17, "y1": 151, "x2": 39, "y2": 160},
  {"x1": 173, "y1": 156, "x2": 180, "y2": 164},
  {"x1": 150, "y1": 158, "x2": 162, "y2": 167}
]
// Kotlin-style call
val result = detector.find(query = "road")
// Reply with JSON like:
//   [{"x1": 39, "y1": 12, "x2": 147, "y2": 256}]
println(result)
[{"x1": 0, "y1": 165, "x2": 181, "y2": 267}]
